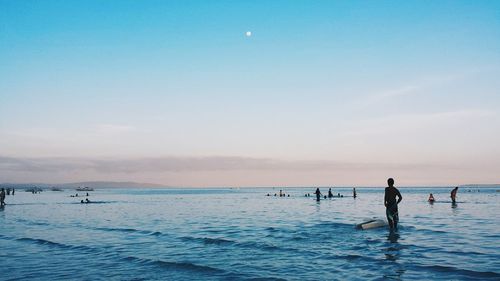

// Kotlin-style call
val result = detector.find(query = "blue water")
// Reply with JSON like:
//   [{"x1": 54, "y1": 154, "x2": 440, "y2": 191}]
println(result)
[{"x1": 1, "y1": 187, "x2": 499, "y2": 280}]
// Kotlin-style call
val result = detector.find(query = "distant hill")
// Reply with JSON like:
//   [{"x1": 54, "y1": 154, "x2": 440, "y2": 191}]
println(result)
[
  {"x1": 459, "y1": 184, "x2": 500, "y2": 188},
  {"x1": 0, "y1": 181, "x2": 167, "y2": 189}
]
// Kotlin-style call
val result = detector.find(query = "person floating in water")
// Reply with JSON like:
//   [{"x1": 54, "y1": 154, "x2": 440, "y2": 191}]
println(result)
[
  {"x1": 353, "y1": 188, "x2": 357, "y2": 198},
  {"x1": 451, "y1": 187, "x2": 458, "y2": 203},
  {"x1": 428, "y1": 193, "x2": 435, "y2": 203},
  {"x1": 0, "y1": 188, "x2": 5, "y2": 206},
  {"x1": 384, "y1": 178, "x2": 402, "y2": 229},
  {"x1": 314, "y1": 188, "x2": 322, "y2": 201},
  {"x1": 328, "y1": 188, "x2": 334, "y2": 198}
]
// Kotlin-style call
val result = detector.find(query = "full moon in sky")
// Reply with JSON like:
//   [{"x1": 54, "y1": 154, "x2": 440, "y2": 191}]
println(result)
[{"x1": 245, "y1": 31, "x2": 252, "y2": 37}]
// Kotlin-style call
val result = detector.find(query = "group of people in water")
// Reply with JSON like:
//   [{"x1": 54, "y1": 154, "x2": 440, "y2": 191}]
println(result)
[
  {"x1": 428, "y1": 186, "x2": 459, "y2": 203},
  {"x1": 70, "y1": 192, "x2": 93, "y2": 203},
  {"x1": 312, "y1": 187, "x2": 357, "y2": 200},
  {"x1": 268, "y1": 179, "x2": 462, "y2": 231}
]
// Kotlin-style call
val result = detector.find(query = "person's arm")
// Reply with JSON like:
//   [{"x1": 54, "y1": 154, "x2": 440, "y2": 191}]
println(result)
[
  {"x1": 397, "y1": 189, "x2": 402, "y2": 204},
  {"x1": 384, "y1": 192, "x2": 388, "y2": 207}
]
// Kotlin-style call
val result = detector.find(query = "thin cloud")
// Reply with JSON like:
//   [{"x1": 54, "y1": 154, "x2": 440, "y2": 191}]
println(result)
[{"x1": 0, "y1": 155, "x2": 460, "y2": 174}]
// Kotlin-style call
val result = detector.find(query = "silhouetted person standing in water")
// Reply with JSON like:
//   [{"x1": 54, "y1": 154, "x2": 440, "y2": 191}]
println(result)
[
  {"x1": 315, "y1": 188, "x2": 322, "y2": 201},
  {"x1": 0, "y1": 188, "x2": 5, "y2": 206},
  {"x1": 353, "y1": 188, "x2": 357, "y2": 198},
  {"x1": 451, "y1": 187, "x2": 458, "y2": 203},
  {"x1": 328, "y1": 188, "x2": 334, "y2": 198},
  {"x1": 384, "y1": 178, "x2": 402, "y2": 229}
]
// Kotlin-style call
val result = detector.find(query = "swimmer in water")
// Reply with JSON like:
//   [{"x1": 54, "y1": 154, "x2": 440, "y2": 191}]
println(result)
[
  {"x1": 428, "y1": 193, "x2": 435, "y2": 203},
  {"x1": 328, "y1": 188, "x2": 334, "y2": 198},
  {"x1": 353, "y1": 188, "x2": 357, "y2": 198},
  {"x1": 384, "y1": 178, "x2": 402, "y2": 230}
]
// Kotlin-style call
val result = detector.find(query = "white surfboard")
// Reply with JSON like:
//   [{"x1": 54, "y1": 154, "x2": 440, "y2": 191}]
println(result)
[{"x1": 356, "y1": 219, "x2": 387, "y2": 230}]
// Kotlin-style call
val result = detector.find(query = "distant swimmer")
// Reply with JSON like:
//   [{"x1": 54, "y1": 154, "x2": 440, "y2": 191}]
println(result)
[
  {"x1": 384, "y1": 178, "x2": 402, "y2": 229},
  {"x1": 86, "y1": 198, "x2": 90, "y2": 203},
  {"x1": 81, "y1": 200, "x2": 84, "y2": 204},
  {"x1": 353, "y1": 188, "x2": 357, "y2": 198},
  {"x1": 328, "y1": 188, "x2": 334, "y2": 198},
  {"x1": 451, "y1": 187, "x2": 458, "y2": 203},
  {"x1": 279, "y1": 190, "x2": 283, "y2": 197},
  {"x1": 315, "y1": 188, "x2": 322, "y2": 201},
  {"x1": 428, "y1": 193, "x2": 435, "y2": 203}
]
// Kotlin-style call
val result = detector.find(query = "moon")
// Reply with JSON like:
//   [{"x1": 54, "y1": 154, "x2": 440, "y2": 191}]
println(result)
[{"x1": 245, "y1": 31, "x2": 252, "y2": 37}]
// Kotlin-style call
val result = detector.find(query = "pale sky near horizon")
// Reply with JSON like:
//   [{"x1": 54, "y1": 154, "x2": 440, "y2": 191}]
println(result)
[{"x1": 1, "y1": 0, "x2": 500, "y2": 186}]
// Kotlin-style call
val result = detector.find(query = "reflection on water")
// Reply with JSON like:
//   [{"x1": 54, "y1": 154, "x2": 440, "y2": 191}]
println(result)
[{"x1": 384, "y1": 231, "x2": 405, "y2": 279}]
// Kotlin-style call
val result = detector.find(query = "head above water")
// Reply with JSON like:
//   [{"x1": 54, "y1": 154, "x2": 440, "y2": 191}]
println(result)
[{"x1": 387, "y1": 178, "x2": 394, "y2": 187}]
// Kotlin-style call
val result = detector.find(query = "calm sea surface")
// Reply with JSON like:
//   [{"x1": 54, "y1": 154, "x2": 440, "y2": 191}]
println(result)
[{"x1": 1, "y1": 187, "x2": 499, "y2": 281}]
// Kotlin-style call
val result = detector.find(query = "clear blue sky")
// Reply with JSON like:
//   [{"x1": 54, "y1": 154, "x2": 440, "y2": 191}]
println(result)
[{"x1": 1, "y1": 0, "x2": 499, "y2": 186}]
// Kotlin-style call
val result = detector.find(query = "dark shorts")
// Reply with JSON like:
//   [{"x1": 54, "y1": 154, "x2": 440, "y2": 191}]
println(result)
[{"x1": 386, "y1": 205, "x2": 399, "y2": 223}]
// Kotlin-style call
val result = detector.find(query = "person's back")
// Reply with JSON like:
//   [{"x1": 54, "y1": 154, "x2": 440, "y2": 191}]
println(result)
[
  {"x1": 384, "y1": 178, "x2": 402, "y2": 229},
  {"x1": 328, "y1": 188, "x2": 333, "y2": 198}
]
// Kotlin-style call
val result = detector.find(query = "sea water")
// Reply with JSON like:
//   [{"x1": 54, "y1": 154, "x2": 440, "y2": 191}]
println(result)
[{"x1": 1, "y1": 187, "x2": 499, "y2": 280}]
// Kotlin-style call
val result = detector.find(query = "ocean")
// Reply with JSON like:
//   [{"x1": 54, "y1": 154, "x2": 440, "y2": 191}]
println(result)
[{"x1": 1, "y1": 187, "x2": 499, "y2": 280}]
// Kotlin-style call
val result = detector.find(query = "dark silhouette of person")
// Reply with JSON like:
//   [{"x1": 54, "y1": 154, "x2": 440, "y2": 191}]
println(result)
[
  {"x1": 314, "y1": 188, "x2": 322, "y2": 201},
  {"x1": 0, "y1": 188, "x2": 5, "y2": 206},
  {"x1": 12, "y1": 188, "x2": 15, "y2": 195},
  {"x1": 384, "y1": 178, "x2": 402, "y2": 229},
  {"x1": 328, "y1": 188, "x2": 334, "y2": 198},
  {"x1": 428, "y1": 193, "x2": 435, "y2": 203},
  {"x1": 353, "y1": 188, "x2": 357, "y2": 198},
  {"x1": 451, "y1": 187, "x2": 458, "y2": 203}
]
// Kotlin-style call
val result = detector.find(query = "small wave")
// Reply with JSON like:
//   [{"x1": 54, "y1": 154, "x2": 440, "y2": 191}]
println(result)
[
  {"x1": 15, "y1": 237, "x2": 94, "y2": 253},
  {"x1": 181, "y1": 236, "x2": 235, "y2": 246},
  {"x1": 16, "y1": 218, "x2": 51, "y2": 226},
  {"x1": 94, "y1": 226, "x2": 165, "y2": 237},
  {"x1": 243, "y1": 277, "x2": 287, "y2": 281},
  {"x1": 122, "y1": 256, "x2": 225, "y2": 274},
  {"x1": 413, "y1": 264, "x2": 500, "y2": 279}
]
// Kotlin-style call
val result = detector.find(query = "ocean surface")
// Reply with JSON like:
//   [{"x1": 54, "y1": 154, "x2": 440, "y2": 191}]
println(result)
[{"x1": 1, "y1": 187, "x2": 499, "y2": 281}]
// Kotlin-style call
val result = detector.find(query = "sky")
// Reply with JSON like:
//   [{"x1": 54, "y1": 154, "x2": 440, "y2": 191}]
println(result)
[{"x1": 1, "y1": 0, "x2": 499, "y2": 186}]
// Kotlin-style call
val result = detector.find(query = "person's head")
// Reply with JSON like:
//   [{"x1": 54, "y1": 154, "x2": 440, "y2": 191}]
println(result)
[
  {"x1": 387, "y1": 178, "x2": 394, "y2": 187},
  {"x1": 455, "y1": 186, "x2": 459, "y2": 190}
]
